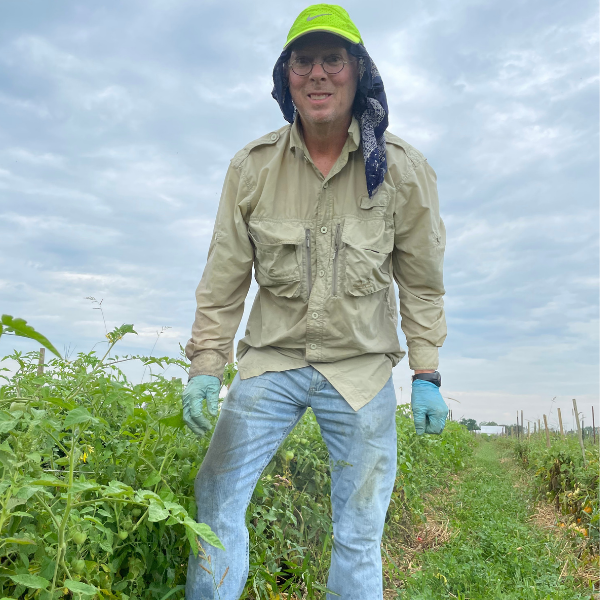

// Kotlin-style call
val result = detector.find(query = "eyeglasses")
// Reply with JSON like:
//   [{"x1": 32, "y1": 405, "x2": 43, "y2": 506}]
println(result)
[{"x1": 289, "y1": 55, "x2": 353, "y2": 77}]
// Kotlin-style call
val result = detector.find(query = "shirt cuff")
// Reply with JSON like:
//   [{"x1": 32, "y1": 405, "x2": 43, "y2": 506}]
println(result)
[
  {"x1": 408, "y1": 345, "x2": 439, "y2": 371},
  {"x1": 188, "y1": 350, "x2": 226, "y2": 383}
]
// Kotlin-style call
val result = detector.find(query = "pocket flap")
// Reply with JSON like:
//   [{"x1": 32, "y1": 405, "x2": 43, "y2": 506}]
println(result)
[
  {"x1": 248, "y1": 221, "x2": 306, "y2": 246},
  {"x1": 359, "y1": 191, "x2": 389, "y2": 210},
  {"x1": 341, "y1": 219, "x2": 395, "y2": 254}
]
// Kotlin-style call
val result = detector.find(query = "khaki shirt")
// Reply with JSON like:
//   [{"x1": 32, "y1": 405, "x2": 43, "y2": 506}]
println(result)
[{"x1": 185, "y1": 117, "x2": 446, "y2": 410}]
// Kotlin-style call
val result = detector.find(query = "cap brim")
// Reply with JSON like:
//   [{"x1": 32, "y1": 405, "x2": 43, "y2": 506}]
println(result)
[{"x1": 284, "y1": 27, "x2": 361, "y2": 49}]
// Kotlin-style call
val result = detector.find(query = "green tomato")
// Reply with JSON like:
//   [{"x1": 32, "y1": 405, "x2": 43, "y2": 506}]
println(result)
[
  {"x1": 131, "y1": 508, "x2": 142, "y2": 517},
  {"x1": 72, "y1": 559, "x2": 85, "y2": 574},
  {"x1": 122, "y1": 519, "x2": 133, "y2": 531},
  {"x1": 72, "y1": 532, "x2": 87, "y2": 545},
  {"x1": 118, "y1": 530, "x2": 128, "y2": 540},
  {"x1": 285, "y1": 451, "x2": 294, "y2": 461},
  {"x1": 299, "y1": 438, "x2": 309, "y2": 446}
]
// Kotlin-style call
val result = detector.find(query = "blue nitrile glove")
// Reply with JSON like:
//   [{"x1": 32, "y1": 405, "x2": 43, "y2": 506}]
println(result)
[
  {"x1": 182, "y1": 375, "x2": 221, "y2": 436},
  {"x1": 411, "y1": 379, "x2": 448, "y2": 435}
]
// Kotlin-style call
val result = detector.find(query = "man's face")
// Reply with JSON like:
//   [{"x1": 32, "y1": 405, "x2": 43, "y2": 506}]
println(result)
[{"x1": 288, "y1": 33, "x2": 358, "y2": 129}]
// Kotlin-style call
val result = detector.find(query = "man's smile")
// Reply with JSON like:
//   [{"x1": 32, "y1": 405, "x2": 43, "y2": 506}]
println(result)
[{"x1": 307, "y1": 93, "x2": 333, "y2": 101}]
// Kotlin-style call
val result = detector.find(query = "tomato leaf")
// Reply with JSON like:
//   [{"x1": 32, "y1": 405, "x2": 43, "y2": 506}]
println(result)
[
  {"x1": 0, "y1": 315, "x2": 62, "y2": 358},
  {"x1": 9, "y1": 574, "x2": 49, "y2": 589},
  {"x1": 63, "y1": 407, "x2": 98, "y2": 429},
  {"x1": 64, "y1": 580, "x2": 98, "y2": 595},
  {"x1": 184, "y1": 516, "x2": 224, "y2": 550},
  {"x1": 148, "y1": 501, "x2": 169, "y2": 522},
  {"x1": 142, "y1": 472, "x2": 162, "y2": 488},
  {"x1": 4, "y1": 536, "x2": 36, "y2": 545},
  {"x1": 44, "y1": 397, "x2": 77, "y2": 411},
  {"x1": 159, "y1": 410, "x2": 185, "y2": 429}
]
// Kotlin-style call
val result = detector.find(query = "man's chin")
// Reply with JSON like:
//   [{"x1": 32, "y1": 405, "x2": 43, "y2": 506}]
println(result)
[{"x1": 302, "y1": 111, "x2": 336, "y2": 125}]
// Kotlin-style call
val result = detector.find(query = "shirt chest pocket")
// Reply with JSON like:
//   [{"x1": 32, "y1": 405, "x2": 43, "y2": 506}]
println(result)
[
  {"x1": 248, "y1": 221, "x2": 305, "y2": 298},
  {"x1": 341, "y1": 219, "x2": 395, "y2": 297}
]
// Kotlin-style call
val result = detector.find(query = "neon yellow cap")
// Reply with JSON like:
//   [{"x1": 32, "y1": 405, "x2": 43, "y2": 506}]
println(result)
[{"x1": 284, "y1": 4, "x2": 363, "y2": 50}]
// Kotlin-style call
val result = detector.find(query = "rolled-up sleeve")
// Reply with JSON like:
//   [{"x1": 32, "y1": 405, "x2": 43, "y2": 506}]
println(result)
[
  {"x1": 185, "y1": 162, "x2": 254, "y2": 381},
  {"x1": 392, "y1": 160, "x2": 447, "y2": 370}
]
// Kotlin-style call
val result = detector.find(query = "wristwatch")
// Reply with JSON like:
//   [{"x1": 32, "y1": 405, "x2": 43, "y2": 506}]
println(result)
[{"x1": 412, "y1": 371, "x2": 441, "y2": 387}]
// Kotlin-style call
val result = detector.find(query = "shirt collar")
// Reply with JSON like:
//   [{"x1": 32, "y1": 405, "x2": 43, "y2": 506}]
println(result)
[{"x1": 289, "y1": 116, "x2": 361, "y2": 154}]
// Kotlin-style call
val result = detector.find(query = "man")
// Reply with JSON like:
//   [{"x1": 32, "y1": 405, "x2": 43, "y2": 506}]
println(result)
[{"x1": 183, "y1": 5, "x2": 448, "y2": 599}]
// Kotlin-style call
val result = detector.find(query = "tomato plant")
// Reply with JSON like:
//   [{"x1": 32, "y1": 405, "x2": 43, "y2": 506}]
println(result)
[
  {"x1": 0, "y1": 326, "x2": 221, "y2": 600},
  {"x1": 504, "y1": 435, "x2": 599, "y2": 553},
  {"x1": 0, "y1": 325, "x2": 475, "y2": 599}
]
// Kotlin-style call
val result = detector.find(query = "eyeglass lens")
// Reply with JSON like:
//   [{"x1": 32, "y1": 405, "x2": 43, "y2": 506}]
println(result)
[{"x1": 290, "y1": 56, "x2": 345, "y2": 76}]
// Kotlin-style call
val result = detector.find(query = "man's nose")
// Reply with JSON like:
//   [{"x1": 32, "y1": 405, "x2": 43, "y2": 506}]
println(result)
[{"x1": 310, "y1": 62, "x2": 328, "y2": 80}]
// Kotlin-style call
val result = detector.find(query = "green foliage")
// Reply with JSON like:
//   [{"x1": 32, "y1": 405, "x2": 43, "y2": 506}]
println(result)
[
  {"x1": 0, "y1": 327, "x2": 222, "y2": 600},
  {"x1": 104, "y1": 324, "x2": 137, "y2": 345},
  {"x1": 0, "y1": 332, "x2": 475, "y2": 600},
  {"x1": 0, "y1": 315, "x2": 62, "y2": 359},
  {"x1": 504, "y1": 435, "x2": 599, "y2": 551}
]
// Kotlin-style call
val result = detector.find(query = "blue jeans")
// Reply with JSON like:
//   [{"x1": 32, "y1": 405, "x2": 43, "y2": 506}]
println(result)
[{"x1": 185, "y1": 366, "x2": 398, "y2": 600}]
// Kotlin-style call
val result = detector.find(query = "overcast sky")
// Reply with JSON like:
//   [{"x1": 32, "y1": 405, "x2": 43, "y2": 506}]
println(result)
[{"x1": 1, "y1": 0, "x2": 598, "y2": 427}]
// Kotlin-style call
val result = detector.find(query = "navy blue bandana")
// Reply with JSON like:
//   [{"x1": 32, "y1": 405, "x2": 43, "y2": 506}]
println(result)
[{"x1": 271, "y1": 44, "x2": 389, "y2": 198}]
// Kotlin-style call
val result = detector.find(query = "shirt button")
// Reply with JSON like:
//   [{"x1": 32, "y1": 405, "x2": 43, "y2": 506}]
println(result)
[
  {"x1": 270, "y1": 133, "x2": 279, "y2": 141},
  {"x1": 323, "y1": 182, "x2": 329, "y2": 189},
  {"x1": 312, "y1": 312, "x2": 319, "y2": 319},
  {"x1": 319, "y1": 269, "x2": 325, "y2": 277},
  {"x1": 310, "y1": 343, "x2": 317, "y2": 350},
  {"x1": 320, "y1": 226, "x2": 328, "y2": 234}
]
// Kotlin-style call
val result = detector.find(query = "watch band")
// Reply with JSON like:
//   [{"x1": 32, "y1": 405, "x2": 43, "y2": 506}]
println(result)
[{"x1": 412, "y1": 371, "x2": 442, "y2": 387}]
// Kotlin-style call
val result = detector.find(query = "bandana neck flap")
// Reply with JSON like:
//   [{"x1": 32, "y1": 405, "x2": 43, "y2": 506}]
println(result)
[{"x1": 271, "y1": 44, "x2": 388, "y2": 198}]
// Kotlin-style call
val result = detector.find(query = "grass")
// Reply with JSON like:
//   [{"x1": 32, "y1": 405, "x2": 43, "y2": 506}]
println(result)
[{"x1": 390, "y1": 441, "x2": 595, "y2": 600}]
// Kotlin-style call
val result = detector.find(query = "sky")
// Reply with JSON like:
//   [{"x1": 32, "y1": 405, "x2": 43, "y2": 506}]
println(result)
[{"x1": 1, "y1": 0, "x2": 598, "y2": 428}]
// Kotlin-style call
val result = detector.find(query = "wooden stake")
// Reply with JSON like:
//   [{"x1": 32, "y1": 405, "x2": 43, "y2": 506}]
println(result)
[
  {"x1": 516, "y1": 411, "x2": 520, "y2": 439},
  {"x1": 37, "y1": 348, "x2": 45, "y2": 376},
  {"x1": 534, "y1": 422, "x2": 536, "y2": 434},
  {"x1": 538, "y1": 419, "x2": 541, "y2": 437},
  {"x1": 543, "y1": 414, "x2": 551, "y2": 448},
  {"x1": 592, "y1": 406, "x2": 596, "y2": 445},
  {"x1": 572, "y1": 399, "x2": 586, "y2": 464},
  {"x1": 527, "y1": 422, "x2": 530, "y2": 440},
  {"x1": 557, "y1": 408, "x2": 564, "y2": 436},
  {"x1": 521, "y1": 410, "x2": 523, "y2": 439}
]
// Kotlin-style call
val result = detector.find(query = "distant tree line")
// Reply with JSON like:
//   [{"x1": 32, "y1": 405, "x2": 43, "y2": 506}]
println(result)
[{"x1": 459, "y1": 418, "x2": 480, "y2": 431}]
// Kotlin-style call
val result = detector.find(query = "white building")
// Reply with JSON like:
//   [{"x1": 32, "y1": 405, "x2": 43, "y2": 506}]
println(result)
[{"x1": 476, "y1": 425, "x2": 506, "y2": 435}]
